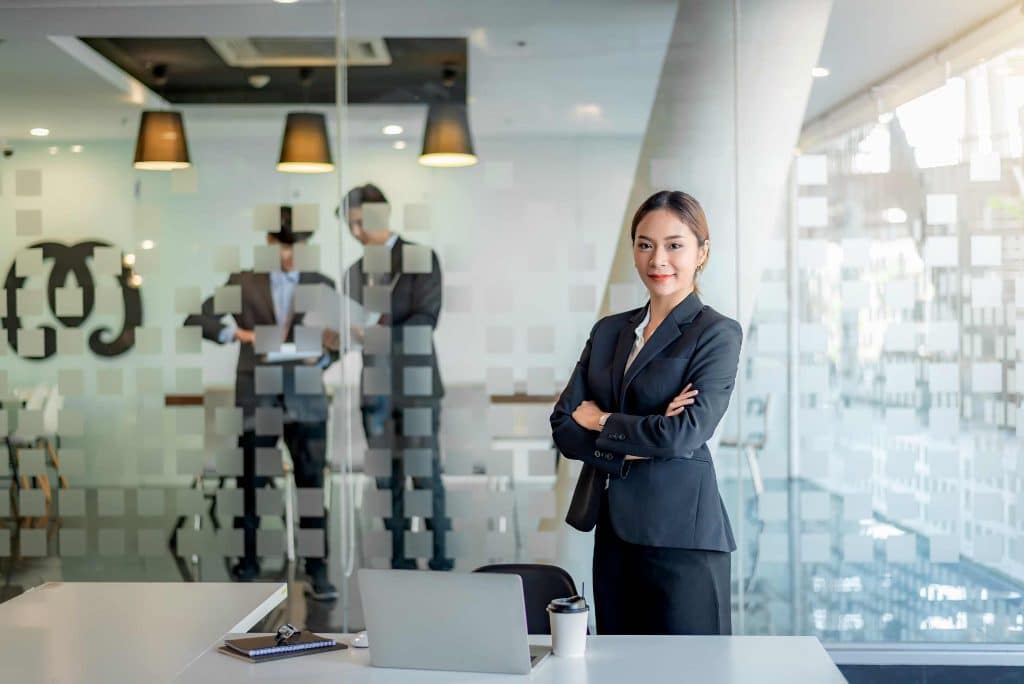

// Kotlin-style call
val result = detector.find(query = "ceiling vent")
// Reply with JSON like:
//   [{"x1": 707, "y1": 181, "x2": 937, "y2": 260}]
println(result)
[{"x1": 207, "y1": 37, "x2": 392, "y2": 68}]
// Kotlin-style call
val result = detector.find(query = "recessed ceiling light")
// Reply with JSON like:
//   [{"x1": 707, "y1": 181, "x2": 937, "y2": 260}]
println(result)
[
  {"x1": 122, "y1": 253, "x2": 136, "y2": 267},
  {"x1": 811, "y1": 66, "x2": 830, "y2": 78},
  {"x1": 141, "y1": 240, "x2": 156, "y2": 250},
  {"x1": 273, "y1": 0, "x2": 300, "y2": 4},
  {"x1": 30, "y1": 128, "x2": 50, "y2": 137},
  {"x1": 47, "y1": 146, "x2": 59, "y2": 155},
  {"x1": 382, "y1": 124, "x2": 403, "y2": 136},
  {"x1": 392, "y1": 140, "x2": 407, "y2": 150},
  {"x1": 71, "y1": 144, "x2": 83, "y2": 153}
]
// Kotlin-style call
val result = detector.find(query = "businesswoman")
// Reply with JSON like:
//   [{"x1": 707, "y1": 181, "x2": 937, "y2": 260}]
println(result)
[{"x1": 550, "y1": 190, "x2": 742, "y2": 635}]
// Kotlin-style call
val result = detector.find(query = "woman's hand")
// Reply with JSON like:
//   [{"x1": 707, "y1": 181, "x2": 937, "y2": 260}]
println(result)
[
  {"x1": 572, "y1": 400, "x2": 606, "y2": 432},
  {"x1": 664, "y1": 383, "x2": 698, "y2": 417}
]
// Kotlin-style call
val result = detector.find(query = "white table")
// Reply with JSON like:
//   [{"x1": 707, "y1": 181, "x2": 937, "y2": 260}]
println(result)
[
  {"x1": 175, "y1": 633, "x2": 847, "y2": 683},
  {"x1": 0, "y1": 581, "x2": 287, "y2": 683}
]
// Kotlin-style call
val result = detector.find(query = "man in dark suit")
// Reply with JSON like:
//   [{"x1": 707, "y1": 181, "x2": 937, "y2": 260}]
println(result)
[
  {"x1": 342, "y1": 183, "x2": 450, "y2": 570},
  {"x1": 186, "y1": 206, "x2": 339, "y2": 599}
]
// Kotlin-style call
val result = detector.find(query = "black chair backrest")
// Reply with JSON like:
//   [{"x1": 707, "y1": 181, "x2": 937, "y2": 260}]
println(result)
[{"x1": 474, "y1": 563, "x2": 579, "y2": 635}]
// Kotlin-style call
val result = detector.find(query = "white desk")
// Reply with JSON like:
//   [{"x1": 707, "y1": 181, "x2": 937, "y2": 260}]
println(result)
[
  {"x1": 176, "y1": 633, "x2": 847, "y2": 683},
  {"x1": 0, "y1": 581, "x2": 287, "y2": 683}
]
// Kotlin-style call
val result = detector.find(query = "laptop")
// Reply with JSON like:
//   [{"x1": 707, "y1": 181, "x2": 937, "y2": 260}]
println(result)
[{"x1": 358, "y1": 569, "x2": 551, "y2": 675}]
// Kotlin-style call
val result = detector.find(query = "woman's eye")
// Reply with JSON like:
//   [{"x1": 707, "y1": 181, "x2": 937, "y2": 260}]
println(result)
[{"x1": 670, "y1": 243, "x2": 682, "y2": 249}]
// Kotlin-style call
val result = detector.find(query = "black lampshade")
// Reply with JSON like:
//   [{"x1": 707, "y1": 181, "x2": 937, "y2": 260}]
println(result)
[
  {"x1": 419, "y1": 102, "x2": 478, "y2": 167},
  {"x1": 133, "y1": 110, "x2": 191, "y2": 171},
  {"x1": 277, "y1": 112, "x2": 334, "y2": 173}
]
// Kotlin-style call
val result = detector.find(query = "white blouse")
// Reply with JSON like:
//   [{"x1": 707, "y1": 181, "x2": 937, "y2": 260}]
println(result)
[{"x1": 624, "y1": 305, "x2": 651, "y2": 375}]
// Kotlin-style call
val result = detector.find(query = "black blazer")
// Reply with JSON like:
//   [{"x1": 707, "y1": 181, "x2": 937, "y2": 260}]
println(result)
[
  {"x1": 345, "y1": 236, "x2": 445, "y2": 404},
  {"x1": 185, "y1": 270, "x2": 338, "y2": 422},
  {"x1": 550, "y1": 292, "x2": 741, "y2": 551}
]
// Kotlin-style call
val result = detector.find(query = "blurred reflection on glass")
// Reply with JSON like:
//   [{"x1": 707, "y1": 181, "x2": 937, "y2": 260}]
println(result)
[
  {"x1": 343, "y1": 184, "x2": 450, "y2": 570},
  {"x1": 186, "y1": 206, "x2": 339, "y2": 599}
]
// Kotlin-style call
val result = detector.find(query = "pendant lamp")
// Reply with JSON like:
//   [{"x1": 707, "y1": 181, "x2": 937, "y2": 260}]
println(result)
[
  {"x1": 419, "y1": 102, "x2": 477, "y2": 168},
  {"x1": 277, "y1": 112, "x2": 334, "y2": 173},
  {"x1": 133, "y1": 64, "x2": 191, "y2": 171},
  {"x1": 133, "y1": 110, "x2": 191, "y2": 171}
]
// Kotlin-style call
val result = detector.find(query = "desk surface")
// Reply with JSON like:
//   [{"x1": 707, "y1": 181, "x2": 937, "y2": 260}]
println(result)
[
  {"x1": 0, "y1": 581, "x2": 286, "y2": 683},
  {"x1": 176, "y1": 633, "x2": 846, "y2": 683}
]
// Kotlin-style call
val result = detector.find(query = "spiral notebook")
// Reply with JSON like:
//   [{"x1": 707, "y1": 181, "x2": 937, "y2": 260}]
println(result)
[{"x1": 220, "y1": 632, "x2": 346, "y2": 663}]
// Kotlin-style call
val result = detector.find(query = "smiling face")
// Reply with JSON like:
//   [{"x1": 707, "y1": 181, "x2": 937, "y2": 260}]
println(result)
[{"x1": 632, "y1": 208, "x2": 708, "y2": 300}]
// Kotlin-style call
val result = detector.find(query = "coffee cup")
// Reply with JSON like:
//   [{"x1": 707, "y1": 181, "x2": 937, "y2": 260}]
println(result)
[{"x1": 547, "y1": 594, "x2": 589, "y2": 657}]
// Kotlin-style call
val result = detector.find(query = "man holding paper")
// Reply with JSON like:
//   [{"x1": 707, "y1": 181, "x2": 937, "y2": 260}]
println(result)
[
  {"x1": 185, "y1": 205, "x2": 340, "y2": 599},
  {"x1": 342, "y1": 183, "x2": 450, "y2": 570}
]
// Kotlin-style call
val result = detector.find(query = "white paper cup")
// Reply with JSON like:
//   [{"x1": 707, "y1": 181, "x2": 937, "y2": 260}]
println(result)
[{"x1": 548, "y1": 605, "x2": 589, "y2": 657}]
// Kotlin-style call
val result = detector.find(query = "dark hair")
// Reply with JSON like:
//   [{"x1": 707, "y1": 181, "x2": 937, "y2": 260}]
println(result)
[
  {"x1": 630, "y1": 190, "x2": 710, "y2": 291},
  {"x1": 343, "y1": 183, "x2": 388, "y2": 214}
]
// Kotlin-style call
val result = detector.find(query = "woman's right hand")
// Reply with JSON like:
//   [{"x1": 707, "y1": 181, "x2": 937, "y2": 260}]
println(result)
[{"x1": 664, "y1": 383, "x2": 698, "y2": 417}]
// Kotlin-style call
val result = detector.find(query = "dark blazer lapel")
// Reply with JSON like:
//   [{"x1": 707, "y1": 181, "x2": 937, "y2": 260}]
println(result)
[
  {"x1": 620, "y1": 292, "x2": 704, "y2": 401},
  {"x1": 390, "y1": 235, "x2": 404, "y2": 279},
  {"x1": 253, "y1": 272, "x2": 276, "y2": 325},
  {"x1": 611, "y1": 306, "x2": 645, "y2": 410}
]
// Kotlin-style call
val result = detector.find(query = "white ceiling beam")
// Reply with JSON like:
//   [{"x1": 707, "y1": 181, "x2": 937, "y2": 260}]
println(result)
[{"x1": 48, "y1": 36, "x2": 167, "y2": 110}]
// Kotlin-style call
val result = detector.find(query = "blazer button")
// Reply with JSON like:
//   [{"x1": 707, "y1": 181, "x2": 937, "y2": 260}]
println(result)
[{"x1": 593, "y1": 450, "x2": 600, "y2": 457}]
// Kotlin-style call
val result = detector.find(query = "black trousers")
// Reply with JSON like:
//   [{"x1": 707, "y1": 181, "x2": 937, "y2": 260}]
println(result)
[
  {"x1": 593, "y1": 491, "x2": 731, "y2": 635},
  {"x1": 361, "y1": 396, "x2": 451, "y2": 570},
  {"x1": 237, "y1": 421, "x2": 327, "y2": 574}
]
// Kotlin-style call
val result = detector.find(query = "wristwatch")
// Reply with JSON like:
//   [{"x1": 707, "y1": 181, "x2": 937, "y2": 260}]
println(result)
[{"x1": 598, "y1": 413, "x2": 611, "y2": 429}]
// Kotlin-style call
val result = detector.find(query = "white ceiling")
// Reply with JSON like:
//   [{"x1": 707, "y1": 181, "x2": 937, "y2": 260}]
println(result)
[
  {"x1": 805, "y1": 0, "x2": 1017, "y2": 121},
  {"x1": 1, "y1": 0, "x2": 1021, "y2": 144}
]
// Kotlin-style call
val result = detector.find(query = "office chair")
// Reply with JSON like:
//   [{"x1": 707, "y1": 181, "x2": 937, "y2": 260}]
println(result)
[{"x1": 474, "y1": 563, "x2": 581, "y2": 635}]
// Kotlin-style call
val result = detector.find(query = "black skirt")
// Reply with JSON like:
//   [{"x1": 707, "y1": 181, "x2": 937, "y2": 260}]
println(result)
[{"x1": 593, "y1": 491, "x2": 732, "y2": 635}]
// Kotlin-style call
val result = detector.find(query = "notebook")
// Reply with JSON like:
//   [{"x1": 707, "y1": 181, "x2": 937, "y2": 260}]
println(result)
[{"x1": 221, "y1": 632, "x2": 345, "y2": 663}]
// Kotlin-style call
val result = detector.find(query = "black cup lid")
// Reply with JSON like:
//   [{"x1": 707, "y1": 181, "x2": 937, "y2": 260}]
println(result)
[{"x1": 548, "y1": 595, "x2": 589, "y2": 614}]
